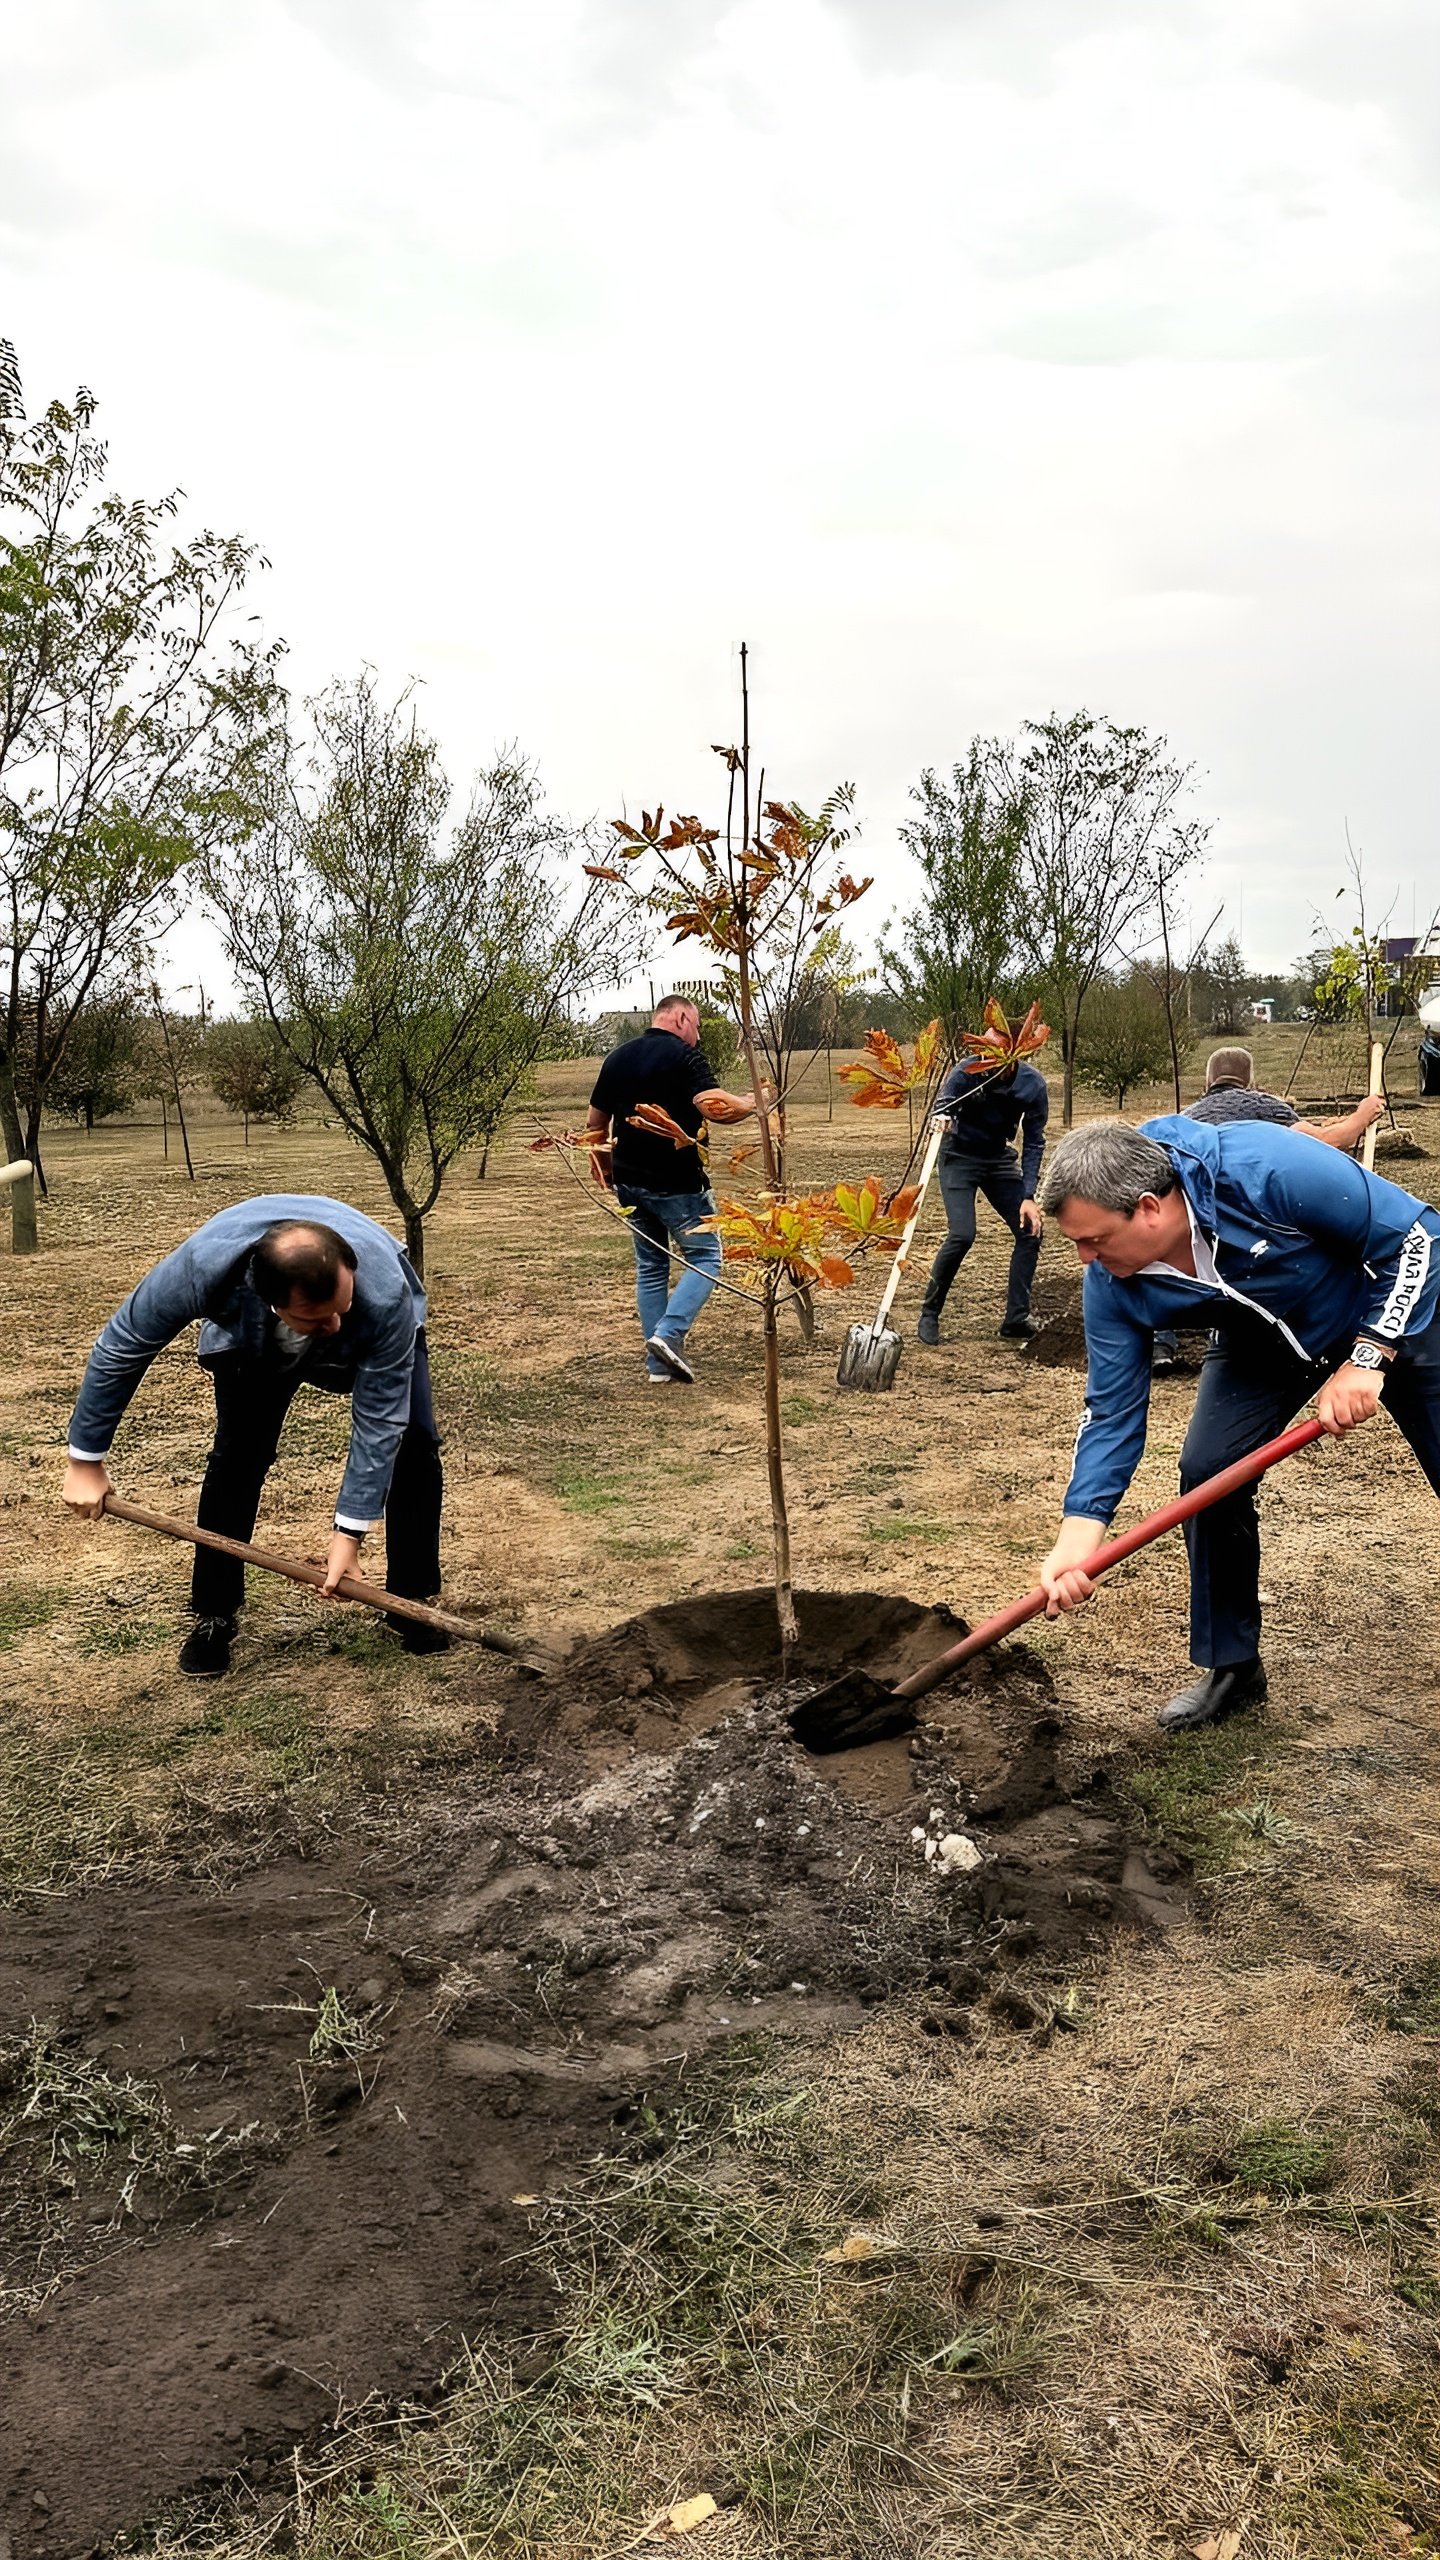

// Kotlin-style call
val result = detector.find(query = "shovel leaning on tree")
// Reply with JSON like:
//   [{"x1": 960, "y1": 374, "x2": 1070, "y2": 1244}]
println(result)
[
  {"x1": 835, "y1": 1115, "x2": 948, "y2": 1392},
  {"x1": 788, "y1": 1416, "x2": 1328, "y2": 1751}
]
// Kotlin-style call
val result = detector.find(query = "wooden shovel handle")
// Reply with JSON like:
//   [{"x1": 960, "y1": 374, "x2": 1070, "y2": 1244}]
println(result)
[
  {"x1": 100, "y1": 1493, "x2": 522, "y2": 1653},
  {"x1": 893, "y1": 1416, "x2": 1327, "y2": 1703}
]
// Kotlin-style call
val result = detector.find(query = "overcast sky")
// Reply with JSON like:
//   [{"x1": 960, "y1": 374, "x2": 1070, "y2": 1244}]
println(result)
[{"x1": 6, "y1": 0, "x2": 1440, "y2": 995}]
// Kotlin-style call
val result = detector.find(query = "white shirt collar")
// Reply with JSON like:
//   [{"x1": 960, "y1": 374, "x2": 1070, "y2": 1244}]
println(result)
[{"x1": 1140, "y1": 1195, "x2": 1218, "y2": 1286}]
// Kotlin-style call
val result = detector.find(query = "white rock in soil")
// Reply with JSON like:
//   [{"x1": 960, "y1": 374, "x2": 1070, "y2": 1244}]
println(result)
[{"x1": 933, "y1": 1832, "x2": 984, "y2": 1876}]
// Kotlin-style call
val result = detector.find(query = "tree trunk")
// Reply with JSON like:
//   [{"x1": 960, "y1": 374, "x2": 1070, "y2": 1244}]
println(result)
[
  {"x1": 790, "y1": 1282, "x2": 817, "y2": 1345},
  {"x1": 243, "y1": 1111, "x2": 250, "y2": 1146},
  {"x1": 476, "y1": 1129, "x2": 493, "y2": 1180},
  {"x1": 160, "y1": 1095, "x2": 169, "y2": 1158},
  {"x1": 762, "y1": 1283, "x2": 797, "y2": 1662},
  {"x1": 84, "y1": 1097, "x2": 95, "y2": 1134},
  {"x1": 1062, "y1": 1031, "x2": 1076, "y2": 1127},
  {"x1": 403, "y1": 1207, "x2": 426, "y2": 1278},
  {"x1": 0, "y1": 1063, "x2": 37, "y2": 1254}
]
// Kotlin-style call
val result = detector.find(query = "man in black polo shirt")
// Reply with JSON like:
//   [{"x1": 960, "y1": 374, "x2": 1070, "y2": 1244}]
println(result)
[{"x1": 586, "y1": 995, "x2": 765, "y2": 1383}]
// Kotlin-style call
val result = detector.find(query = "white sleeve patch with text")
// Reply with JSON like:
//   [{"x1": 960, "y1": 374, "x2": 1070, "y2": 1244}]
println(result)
[{"x1": 1374, "y1": 1222, "x2": 1433, "y2": 1339}]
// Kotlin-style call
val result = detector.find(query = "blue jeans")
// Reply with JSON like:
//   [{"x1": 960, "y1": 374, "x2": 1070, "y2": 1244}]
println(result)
[{"x1": 615, "y1": 1184, "x2": 723, "y2": 1373}]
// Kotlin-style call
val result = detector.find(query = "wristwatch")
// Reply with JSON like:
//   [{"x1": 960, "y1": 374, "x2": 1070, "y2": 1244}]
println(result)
[{"x1": 1349, "y1": 1339, "x2": 1393, "y2": 1372}]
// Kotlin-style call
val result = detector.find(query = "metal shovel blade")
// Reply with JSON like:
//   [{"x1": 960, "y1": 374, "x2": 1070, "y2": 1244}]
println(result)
[
  {"x1": 786, "y1": 1669, "x2": 918, "y2": 1754},
  {"x1": 836, "y1": 1321, "x2": 903, "y2": 1392}
]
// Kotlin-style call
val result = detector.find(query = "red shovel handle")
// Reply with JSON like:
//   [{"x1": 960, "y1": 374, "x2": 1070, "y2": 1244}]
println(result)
[{"x1": 894, "y1": 1415, "x2": 1327, "y2": 1704}]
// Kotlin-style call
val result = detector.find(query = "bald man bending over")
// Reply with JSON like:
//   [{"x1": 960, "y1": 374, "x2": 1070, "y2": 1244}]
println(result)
[{"x1": 62, "y1": 1196, "x2": 444, "y2": 1678}]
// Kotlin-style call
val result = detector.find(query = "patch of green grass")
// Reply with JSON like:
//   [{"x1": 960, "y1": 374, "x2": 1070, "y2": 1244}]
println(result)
[
  {"x1": 77, "y1": 1615, "x2": 173, "y2": 1658},
  {"x1": 1279, "y1": 2389, "x2": 1440, "y2": 2552},
  {"x1": 724, "y1": 1539, "x2": 761, "y2": 1560},
  {"x1": 1383, "y1": 1956, "x2": 1440, "y2": 2036},
  {"x1": 864, "y1": 1515, "x2": 948, "y2": 1545},
  {"x1": 553, "y1": 1468, "x2": 626, "y2": 1516},
  {"x1": 1120, "y1": 1717, "x2": 1277, "y2": 1875},
  {"x1": 0, "y1": 1588, "x2": 59, "y2": 1650},
  {"x1": 781, "y1": 1395, "x2": 822, "y2": 1425},
  {"x1": 602, "y1": 1534, "x2": 687, "y2": 1561},
  {"x1": 1227, "y1": 2118, "x2": 1339, "y2": 2198}
]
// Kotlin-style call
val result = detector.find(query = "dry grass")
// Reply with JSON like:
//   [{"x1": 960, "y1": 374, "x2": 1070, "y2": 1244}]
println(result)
[{"x1": 3, "y1": 1025, "x2": 1440, "y2": 2556}]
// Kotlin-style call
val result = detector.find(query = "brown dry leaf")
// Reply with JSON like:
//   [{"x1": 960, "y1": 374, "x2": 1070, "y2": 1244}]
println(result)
[
  {"x1": 1193, "y1": 2528, "x2": 1246, "y2": 2560},
  {"x1": 821, "y1": 2232, "x2": 876, "y2": 2263},
  {"x1": 652, "y1": 2492, "x2": 719, "y2": 2538}
]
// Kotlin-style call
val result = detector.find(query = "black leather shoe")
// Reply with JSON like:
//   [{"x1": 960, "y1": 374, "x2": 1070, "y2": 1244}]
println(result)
[
  {"x1": 999, "y1": 1315, "x2": 1039, "y2": 1340},
  {"x1": 1157, "y1": 1659, "x2": 1267, "y2": 1733},
  {"x1": 390, "y1": 1614, "x2": 452, "y2": 1656},
  {"x1": 916, "y1": 1310, "x2": 941, "y2": 1346},
  {"x1": 179, "y1": 1615, "x2": 236, "y2": 1679}
]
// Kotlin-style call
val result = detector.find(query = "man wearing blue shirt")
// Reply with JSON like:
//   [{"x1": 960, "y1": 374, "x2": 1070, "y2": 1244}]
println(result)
[
  {"x1": 61, "y1": 1197, "x2": 444, "y2": 1679},
  {"x1": 916, "y1": 1057, "x2": 1050, "y2": 1345},
  {"x1": 1033, "y1": 1118, "x2": 1440, "y2": 1730}
]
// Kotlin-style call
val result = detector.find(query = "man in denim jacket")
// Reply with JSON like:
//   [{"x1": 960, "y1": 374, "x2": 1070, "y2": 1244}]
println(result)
[
  {"x1": 62, "y1": 1196, "x2": 443, "y2": 1678},
  {"x1": 1033, "y1": 1118, "x2": 1440, "y2": 1730}
]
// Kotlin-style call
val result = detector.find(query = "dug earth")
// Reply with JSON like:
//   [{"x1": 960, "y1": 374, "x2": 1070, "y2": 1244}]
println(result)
[{"x1": 0, "y1": 1588, "x2": 1184, "y2": 2557}]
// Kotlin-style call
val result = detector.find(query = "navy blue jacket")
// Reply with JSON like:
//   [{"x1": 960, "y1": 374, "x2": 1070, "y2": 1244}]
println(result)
[
  {"x1": 932, "y1": 1059, "x2": 1049, "y2": 1195},
  {"x1": 67, "y1": 1195, "x2": 426, "y2": 1531},
  {"x1": 1065, "y1": 1116, "x2": 1440, "y2": 1522}
]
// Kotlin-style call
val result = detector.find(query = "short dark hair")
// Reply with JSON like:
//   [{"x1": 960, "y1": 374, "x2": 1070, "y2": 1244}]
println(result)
[{"x1": 251, "y1": 1220, "x2": 357, "y2": 1309}]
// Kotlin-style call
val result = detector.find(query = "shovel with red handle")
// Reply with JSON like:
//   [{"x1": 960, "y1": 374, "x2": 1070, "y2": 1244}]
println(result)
[{"x1": 788, "y1": 1416, "x2": 1327, "y2": 1751}]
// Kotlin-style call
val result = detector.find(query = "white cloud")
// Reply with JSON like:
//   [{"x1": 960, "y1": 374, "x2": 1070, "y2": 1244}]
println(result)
[{"x1": 3, "y1": 0, "x2": 1438, "y2": 991}]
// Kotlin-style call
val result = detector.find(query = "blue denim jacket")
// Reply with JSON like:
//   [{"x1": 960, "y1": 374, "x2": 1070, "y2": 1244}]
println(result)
[
  {"x1": 67, "y1": 1195, "x2": 425, "y2": 1531},
  {"x1": 1065, "y1": 1118, "x2": 1440, "y2": 1522}
]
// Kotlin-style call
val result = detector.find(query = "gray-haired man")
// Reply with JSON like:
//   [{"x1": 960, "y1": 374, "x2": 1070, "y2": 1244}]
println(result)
[{"x1": 1033, "y1": 1115, "x2": 1440, "y2": 1729}]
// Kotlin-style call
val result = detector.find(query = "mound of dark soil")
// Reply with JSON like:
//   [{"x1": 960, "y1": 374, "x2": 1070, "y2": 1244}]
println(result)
[
  {"x1": 0, "y1": 1589, "x2": 1183, "y2": 2559},
  {"x1": 1022, "y1": 1275, "x2": 1210, "y2": 1374}
]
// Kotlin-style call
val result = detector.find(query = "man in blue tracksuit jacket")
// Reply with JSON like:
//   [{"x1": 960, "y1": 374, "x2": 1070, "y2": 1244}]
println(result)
[
  {"x1": 1033, "y1": 1117, "x2": 1440, "y2": 1730},
  {"x1": 916, "y1": 1058, "x2": 1049, "y2": 1345},
  {"x1": 61, "y1": 1196, "x2": 445, "y2": 1679}
]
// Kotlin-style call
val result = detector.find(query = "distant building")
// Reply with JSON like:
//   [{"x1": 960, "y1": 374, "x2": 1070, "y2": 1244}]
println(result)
[
  {"x1": 1381, "y1": 932, "x2": 1440, "y2": 1014},
  {"x1": 1250, "y1": 997, "x2": 1275, "y2": 1024}
]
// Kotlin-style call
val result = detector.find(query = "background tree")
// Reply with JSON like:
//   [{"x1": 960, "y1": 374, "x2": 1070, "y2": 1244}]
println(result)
[
  {"x1": 206, "y1": 1015, "x2": 303, "y2": 1143},
  {"x1": 1012, "y1": 712, "x2": 1204, "y2": 1125},
  {"x1": 44, "y1": 989, "x2": 143, "y2": 1132},
  {"x1": 0, "y1": 342, "x2": 280, "y2": 1250},
  {"x1": 880, "y1": 746, "x2": 1026, "y2": 1042},
  {"x1": 206, "y1": 675, "x2": 636, "y2": 1275},
  {"x1": 1074, "y1": 970, "x2": 1177, "y2": 1110},
  {"x1": 1202, "y1": 928, "x2": 1251, "y2": 1032}
]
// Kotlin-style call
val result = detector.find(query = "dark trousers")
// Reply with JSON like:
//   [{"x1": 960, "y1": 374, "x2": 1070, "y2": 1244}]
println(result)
[
  {"x1": 190, "y1": 1331, "x2": 443, "y2": 1620},
  {"x1": 922, "y1": 1156, "x2": 1040, "y2": 1327},
  {"x1": 1180, "y1": 1314, "x2": 1440, "y2": 1666}
]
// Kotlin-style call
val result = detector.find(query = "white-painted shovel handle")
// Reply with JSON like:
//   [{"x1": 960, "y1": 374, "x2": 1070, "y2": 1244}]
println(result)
[
  {"x1": 870, "y1": 1118, "x2": 948, "y2": 1334},
  {"x1": 0, "y1": 1159, "x2": 33, "y2": 1188},
  {"x1": 1361, "y1": 1040, "x2": 1384, "y2": 1172}
]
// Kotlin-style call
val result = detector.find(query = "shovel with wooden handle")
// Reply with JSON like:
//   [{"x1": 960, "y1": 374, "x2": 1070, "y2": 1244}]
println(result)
[
  {"x1": 0, "y1": 1158, "x2": 33, "y2": 1186},
  {"x1": 99, "y1": 1492, "x2": 533, "y2": 1658},
  {"x1": 835, "y1": 1116, "x2": 948, "y2": 1392},
  {"x1": 789, "y1": 1417, "x2": 1327, "y2": 1750},
  {"x1": 1361, "y1": 1038, "x2": 1385, "y2": 1172}
]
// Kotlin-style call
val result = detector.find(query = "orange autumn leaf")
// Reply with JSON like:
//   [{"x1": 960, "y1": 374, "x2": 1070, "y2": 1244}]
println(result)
[
  {"x1": 956, "y1": 997, "x2": 1051, "y2": 1076},
  {"x1": 628, "y1": 1103, "x2": 695, "y2": 1147},
  {"x1": 838, "y1": 1019, "x2": 943, "y2": 1108},
  {"x1": 528, "y1": 1128, "x2": 609, "y2": 1153}
]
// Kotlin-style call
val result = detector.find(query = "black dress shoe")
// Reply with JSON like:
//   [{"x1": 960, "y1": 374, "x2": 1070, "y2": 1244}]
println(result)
[
  {"x1": 999, "y1": 1315, "x2": 1039, "y2": 1340},
  {"x1": 178, "y1": 1615, "x2": 236, "y2": 1679},
  {"x1": 1157, "y1": 1659, "x2": 1267, "y2": 1733},
  {"x1": 916, "y1": 1310, "x2": 941, "y2": 1346},
  {"x1": 390, "y1": 1614, "x2": 452, "y2": 1656}
]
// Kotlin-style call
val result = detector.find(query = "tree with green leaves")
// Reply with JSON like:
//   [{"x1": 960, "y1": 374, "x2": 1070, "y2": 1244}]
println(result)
[
  {"x1": 881, "y1": 745, "x2": 1026, "y2": 1043},
  {"x1": 206, "y1": 1015, "x2": 304, "y2": 1143},
  {"x1": 205, "y1": 675, "x2": 637, "y2": 1276},
  {"x1": 44, "y1": 989, "x2": 143, "y2": 1131},
  {"x1": 1014, "y1": 713, "x2": 1206, "y2": 1125},
  {"x1": 1074, "y1": 970, "x2": 1178, "y2": 1110},
  {"x1": 0, "y1": 338, "x2": 279, "y2": 1250},
  {"x1": 1203, "y1": 929, "x2": 1251, "y2": 1033}
]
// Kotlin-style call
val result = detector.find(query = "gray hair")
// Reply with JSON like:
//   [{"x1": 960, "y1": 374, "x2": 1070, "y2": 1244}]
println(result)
[{"x1": 1039, "y1": 1120, "x2": 1177, "y2": 1217}]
